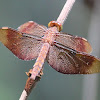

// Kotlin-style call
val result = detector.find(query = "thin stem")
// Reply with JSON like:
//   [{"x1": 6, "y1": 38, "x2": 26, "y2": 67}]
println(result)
[
  {"x1": 19, "y1": 76, "x2": 41, "y2": 100},
  {"x1": 19, "y1": 90, "x2": 27, "y2": 100},
  {"x1": 57, "y1": 0, "x2": 75, "y2": 25}
]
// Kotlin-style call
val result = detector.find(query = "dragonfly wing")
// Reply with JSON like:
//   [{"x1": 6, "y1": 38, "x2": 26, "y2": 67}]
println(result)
[
  {"x1": 0, "y1": 27, "x2": 43, "y2": 60},
  {"x1": 55, "y1": 32, "x2": 92, "y2": 53},
  {"x1": 47, "y1": 43, "x2": 100, "y2": 74},
  {"x1": 18, "y1": 21, "x2": 47, "y2": 37}
]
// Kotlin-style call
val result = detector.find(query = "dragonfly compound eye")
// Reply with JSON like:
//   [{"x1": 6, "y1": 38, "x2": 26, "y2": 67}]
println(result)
[{"x1": 48, "y1": 21, "x2": 63, "y2": 32}]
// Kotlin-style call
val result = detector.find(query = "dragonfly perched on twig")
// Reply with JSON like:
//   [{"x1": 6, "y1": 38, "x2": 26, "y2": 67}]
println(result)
[{"x1": 0, "y1": 21, "x2": 100, "y2": 79}]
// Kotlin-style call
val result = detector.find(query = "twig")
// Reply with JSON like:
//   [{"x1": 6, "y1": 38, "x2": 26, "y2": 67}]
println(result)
[
  {"x1": 19, "y1": 0, "x2": 76, "y2": 100},
  {"x1": 57, "y1": 0, "x2": 75, "y2": 25},
  {"x1": 19, "y1": 69, "x2": 42, "y2": 100},
  {"x1": 19, "y1": 76, "x2": 41, "y2": 100}
]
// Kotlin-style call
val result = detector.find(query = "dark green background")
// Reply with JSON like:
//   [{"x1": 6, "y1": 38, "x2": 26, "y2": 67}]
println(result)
[{"x1": 0, "y1": 0, "x2": 100, "y2": 100}]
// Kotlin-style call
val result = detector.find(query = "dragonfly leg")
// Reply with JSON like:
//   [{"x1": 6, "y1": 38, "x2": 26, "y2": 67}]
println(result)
[
  {"x1": 26, "y1": 68, "x2": 43, "y2": 78},
  {"x1": 26, "y1": 69, "x2": 32, "y2": 77}
]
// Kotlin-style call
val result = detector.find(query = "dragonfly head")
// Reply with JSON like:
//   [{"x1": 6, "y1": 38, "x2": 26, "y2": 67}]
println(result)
[{"x1": 48, "y1": 21, "x2": 63, "y2": 32}]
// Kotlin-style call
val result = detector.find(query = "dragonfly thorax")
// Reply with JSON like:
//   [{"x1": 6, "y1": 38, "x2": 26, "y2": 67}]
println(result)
[{"x1": 43, "y1": 27, "x2": 58, "y2": 45}]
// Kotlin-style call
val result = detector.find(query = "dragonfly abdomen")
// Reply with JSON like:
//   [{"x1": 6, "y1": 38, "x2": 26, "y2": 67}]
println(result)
[{"x1": 31, "y1": 43, "x2": 50, "y2": 80}]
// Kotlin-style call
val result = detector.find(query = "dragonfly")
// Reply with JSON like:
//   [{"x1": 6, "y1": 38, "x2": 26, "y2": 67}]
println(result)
[{"x1": 0, "y1": 21, "x2": 100, "y2": 79}]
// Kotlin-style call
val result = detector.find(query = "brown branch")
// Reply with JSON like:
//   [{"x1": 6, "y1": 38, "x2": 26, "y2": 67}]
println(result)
[
  {"x1": 19, "y1": 69, "x2": 42, "y2": 100},
  {"x1": 19, "y1": 77, "x2": 40, "y2": 100},
  {"x1": 19, "y1": 0, "x2": 76, "y2": 100}
]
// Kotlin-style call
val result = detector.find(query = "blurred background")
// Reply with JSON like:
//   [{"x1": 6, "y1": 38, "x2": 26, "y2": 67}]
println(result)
[{"x1": 0, "y1": 0, "x2": 100, "y2": 100}]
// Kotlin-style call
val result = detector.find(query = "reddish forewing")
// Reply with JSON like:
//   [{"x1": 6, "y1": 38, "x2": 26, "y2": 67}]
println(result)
[
  {"x1": 55, "y1": 32, "x2": 92, "y2": 53},
  {"x1": 0, "y1": 28, "x2": 43, "y2": 60},
  {"x1": 47, "y1": 43, "x2": 100, "y2": 74},
  {"x1": 18, "y1": 21, "x2": 47, "y2": 37}
]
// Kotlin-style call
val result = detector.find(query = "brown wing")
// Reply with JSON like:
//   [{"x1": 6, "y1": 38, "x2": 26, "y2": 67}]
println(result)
[
  {"x1": 18, "y1": 21, "x2": 47, "y2": 37},
  {"x1": 55, "y1": 32, "x2": 92, "y2": 53},
  {"x1": 47, "y1": 43, "x2": 100, "y2": 74},
  {"x1": 0, "y1": 27, "x2": 44, "y2": 60}
]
